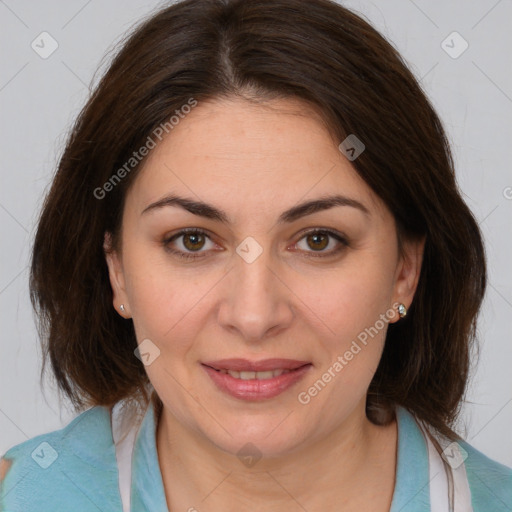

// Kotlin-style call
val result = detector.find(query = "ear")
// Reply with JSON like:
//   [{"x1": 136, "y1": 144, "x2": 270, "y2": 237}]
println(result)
[
  {"x1": 104, "y1": 231, "x2": 131, "y2": 318},
  {"x1": 389, "y1": 234, "x2": 426, "y2": 324}
]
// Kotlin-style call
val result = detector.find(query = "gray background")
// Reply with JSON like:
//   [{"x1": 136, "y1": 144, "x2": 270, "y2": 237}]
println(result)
[{"x1": 1, "y1": 0, "x2": 511, "y2": 466}]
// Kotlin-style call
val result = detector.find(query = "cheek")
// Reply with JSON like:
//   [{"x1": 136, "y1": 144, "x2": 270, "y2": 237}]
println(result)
[
  {"x1": 120, "y1": 243, "x2": 191, "y2": 339},
  {"x1": 300, "y1": 256, "x2": 395, "y2": 337},
  {"x1": 295, "y1": 269, "x2": 392, "y2": 416},
  {"x1": 121, "y1": 241, "x2": 223, "y2": 361},
  {"x1": 296, "y1": 252, "x2": 396, "y2": 390}
]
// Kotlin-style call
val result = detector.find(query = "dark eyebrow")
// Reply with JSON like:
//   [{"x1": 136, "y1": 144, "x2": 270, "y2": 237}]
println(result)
[{"x1": 141, "y1": 193, "x2": 370, "y2": 223}]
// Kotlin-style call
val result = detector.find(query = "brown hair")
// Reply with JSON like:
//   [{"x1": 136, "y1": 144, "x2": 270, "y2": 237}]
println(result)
[{"x1": 30, "y1": 0, "x2": 485, "y2": 441}]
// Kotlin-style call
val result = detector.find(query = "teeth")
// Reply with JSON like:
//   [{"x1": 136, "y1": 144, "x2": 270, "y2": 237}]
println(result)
[{"x1": 220, "y1": 368, "x2": 292, "y2": 380}]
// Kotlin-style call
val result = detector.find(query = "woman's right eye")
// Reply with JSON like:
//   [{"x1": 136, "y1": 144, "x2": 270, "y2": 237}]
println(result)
[{"x1": 162, "y1": 229, "x2": 215, "y2": 260}]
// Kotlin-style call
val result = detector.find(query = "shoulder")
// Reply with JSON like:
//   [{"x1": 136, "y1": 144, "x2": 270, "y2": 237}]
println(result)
[
  {"x1": 458, "y1": 439, "x2": 512, "y2": 511},
  {"x1": 0, "y1": 405, "x2": 122, "y2": 512},
  {"x1": 397, "y1": 406, "x2": 512, "y2": 511}
]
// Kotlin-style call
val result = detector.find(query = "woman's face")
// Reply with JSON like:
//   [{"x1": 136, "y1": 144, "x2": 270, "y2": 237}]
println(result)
[{"x1": 105, "y1": 97, "x2": 423, "y2": 457}]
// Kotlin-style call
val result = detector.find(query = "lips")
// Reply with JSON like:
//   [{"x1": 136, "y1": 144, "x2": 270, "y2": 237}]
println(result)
[
  {"x1": 202, "y1": 358, "x2": 311, "y2": 372},
  {"x1": 201, "y1": 358, "x2": 312, "y2": 400},
  {"x1": 216, "y1": 368, "x2": 292, "y2": 380}
]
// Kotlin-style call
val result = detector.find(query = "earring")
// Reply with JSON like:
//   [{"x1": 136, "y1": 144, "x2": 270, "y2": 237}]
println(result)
[
  {"x1": 120, "y1": 304, "x2": 125, "y2": 313},
  {"x1": 397, "y1": 303, "x2": 407, "y2": 319}
]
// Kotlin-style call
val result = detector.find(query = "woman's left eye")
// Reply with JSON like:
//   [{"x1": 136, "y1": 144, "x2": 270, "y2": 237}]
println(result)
[
  {"x1": 162, "y1": 228, "x2": 348, "y2": 261},
  {"x1": 293, "y1": 229, "x2": 349, "y2": 258}
]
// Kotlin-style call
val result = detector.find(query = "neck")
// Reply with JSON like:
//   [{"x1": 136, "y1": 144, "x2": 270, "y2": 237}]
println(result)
[{"x1": 155, "y1": 400, "x2": 398, "y2": 512}]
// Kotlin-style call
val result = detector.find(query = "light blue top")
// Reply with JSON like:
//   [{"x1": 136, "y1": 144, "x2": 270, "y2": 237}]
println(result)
[{"x1": 1, "y1": 400, "x2": 511, "y2": 511}]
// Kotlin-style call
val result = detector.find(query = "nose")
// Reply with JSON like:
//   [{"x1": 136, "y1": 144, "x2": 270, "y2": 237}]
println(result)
[{"x1": 217, "y1": 246, "x2": 295, "y2": 343}]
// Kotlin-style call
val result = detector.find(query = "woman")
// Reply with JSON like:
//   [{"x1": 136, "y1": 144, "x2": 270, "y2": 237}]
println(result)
[{"x1": 1, "y1": 0, "x2": 510, "y2": 510}]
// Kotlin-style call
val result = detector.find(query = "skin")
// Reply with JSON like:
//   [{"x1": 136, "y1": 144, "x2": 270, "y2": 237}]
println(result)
[{"x1": 105, "y1": 96, "x2": 425, "y2": 512}]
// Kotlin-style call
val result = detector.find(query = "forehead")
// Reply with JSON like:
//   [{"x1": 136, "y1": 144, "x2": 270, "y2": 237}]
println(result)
[
  {"x1": 126, "y1": 97, "x2": 385, "y2": 221},
  {"x1": 149, "y1": 96, "x2": 339, "y2": 164}
]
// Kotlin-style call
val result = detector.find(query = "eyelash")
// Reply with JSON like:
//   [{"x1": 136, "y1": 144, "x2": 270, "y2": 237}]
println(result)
[{"x1": 162, "y1": 227, "x2": 349, "y2": 261}]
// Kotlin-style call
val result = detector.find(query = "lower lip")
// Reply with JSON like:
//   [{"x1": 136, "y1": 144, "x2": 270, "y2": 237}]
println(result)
[{"x1": 202, "y1": 364, "x2": 312, "y2": 401}]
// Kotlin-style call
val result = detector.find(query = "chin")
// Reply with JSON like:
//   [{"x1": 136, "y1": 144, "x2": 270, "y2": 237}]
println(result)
[{"x1": 201, "y1": 414, "x2": 311, "y2": 460}]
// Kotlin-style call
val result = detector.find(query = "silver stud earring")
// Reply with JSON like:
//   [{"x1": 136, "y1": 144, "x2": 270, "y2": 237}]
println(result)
[
  {"x1": 120, "y1": 304, "x2": 125, "y2": 313},
  {"x1": 398, "y1": 303, "x2": 407, "y2": 319}
]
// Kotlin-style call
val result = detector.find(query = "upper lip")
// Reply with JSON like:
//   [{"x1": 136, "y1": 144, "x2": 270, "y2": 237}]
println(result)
[{"x1": 202, "y1": 358, "x2": 311, "y2": 372}]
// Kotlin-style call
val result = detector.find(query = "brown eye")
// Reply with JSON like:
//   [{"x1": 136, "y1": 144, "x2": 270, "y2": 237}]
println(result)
[
  {"x1": 294, "y1": 229, "x2": 348, "y2": 258},
  {"x1": 163, "y1": 229, "x2": 215, "y2": 260},
  {"x1": 182, "y1": 232, "x2": 206, "y2": 251},
  {"x1": 305, "y1": 232, "x2": 329, "y2": 251}
]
